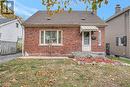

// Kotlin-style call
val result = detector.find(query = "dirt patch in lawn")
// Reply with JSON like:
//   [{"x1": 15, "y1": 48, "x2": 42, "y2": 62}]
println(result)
[{"x1": 0, "y1": 59, "x2": 130, "y2": 87}]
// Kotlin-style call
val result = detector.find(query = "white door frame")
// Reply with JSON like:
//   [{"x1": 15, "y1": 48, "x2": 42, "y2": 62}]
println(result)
[{"x1": 82, "y1": 31, "x2": 91, "y2": 51}]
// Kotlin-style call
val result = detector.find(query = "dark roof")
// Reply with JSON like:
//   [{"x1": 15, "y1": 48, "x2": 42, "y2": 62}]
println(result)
[
  {"x1": 24, "y1": 11, "x2": 107, "y2": 27},
  {"x1": 106, "y1": 6, "x2": 130, "y2": 22},
  {"x1": 0, "y1": 18, "x2": 14, "y2": 24}
]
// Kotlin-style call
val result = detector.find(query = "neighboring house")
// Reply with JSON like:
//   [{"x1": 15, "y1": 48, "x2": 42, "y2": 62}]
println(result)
[
  {"x1": 0, "y1": 18, "x2": 23, "y2": 55},
  {"x1": 106, "y1": 5, "x2": 130, "y2": 57},
  {"x1": 24, "y1": 11, "x2": 107, "y2": 56}
]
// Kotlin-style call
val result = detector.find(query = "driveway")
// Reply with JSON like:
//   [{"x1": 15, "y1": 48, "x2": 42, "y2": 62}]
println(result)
[{"x1": 0, "y1": 53, "x2": 22, "y2": 64}]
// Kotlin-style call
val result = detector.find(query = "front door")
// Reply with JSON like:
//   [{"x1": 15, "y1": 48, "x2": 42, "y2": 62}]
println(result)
[{"x1": 82, "y1": 32, "x2": 91, "y2": 51}]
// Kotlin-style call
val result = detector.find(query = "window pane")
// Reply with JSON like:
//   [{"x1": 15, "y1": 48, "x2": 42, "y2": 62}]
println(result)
[
  {"x1": 45, "y1": 31, "x2": 51, "y2": 44},
  {"x1": 121, "y1": 37, "x2": 124, "y2": 44},
  {"x1": 45, "y1": 31, "x2": 57, "y2": 44},
  {"x1": 120, "y1": 38, "x2": 123, "y2": 46},
  {"x1": 51, "y1": 31, "x2": 57, "y2": 44},
  {"x1": 41, "y1": 31, "x2": 44, "y2": 44},
  {"x1": 58, "y1": 31, "x2": 61, "y2": 44},
  {"x1": 118, "y1": 37, "x2": 124, "y2": 46},
  {"x1": 84, "y1": 32, "x2": 89, "y2": 45}
]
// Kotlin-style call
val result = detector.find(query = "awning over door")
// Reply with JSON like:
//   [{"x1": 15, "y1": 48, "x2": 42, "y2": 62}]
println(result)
[{"x1": 80, "y1": 26, "x2": 99, "y2": 32}]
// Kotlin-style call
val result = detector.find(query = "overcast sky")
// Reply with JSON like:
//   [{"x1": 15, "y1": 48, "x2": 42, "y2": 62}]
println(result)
[{"x1": 14, "y1": 0, "x2": 130, "y2": 20}]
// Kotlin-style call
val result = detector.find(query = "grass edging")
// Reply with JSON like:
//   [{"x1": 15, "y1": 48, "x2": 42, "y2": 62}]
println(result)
[{"x1": 108, "y1": 56, "x2": 130, "y2": 64}]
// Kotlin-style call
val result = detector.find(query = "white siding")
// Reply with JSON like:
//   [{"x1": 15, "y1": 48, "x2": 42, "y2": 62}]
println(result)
[
  {"x1": 0, "y1": 20, "x2": 23, "y2": 42},
  {"x1": 106, "y1": 12, "x2": 127, "y2": 56},
  {"x1": 106, "y1": 10, "x2": 130, "y2": 57}
]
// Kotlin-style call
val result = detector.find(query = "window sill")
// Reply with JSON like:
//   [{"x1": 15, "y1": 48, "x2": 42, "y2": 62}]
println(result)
[
  {"x1": 39, "y1": 44, "x2": 63, "y2": 47},
  {"x1": 118, "y1": 44, "x2": 124, "y2": 46},
  {"x1": 118, "y1": 45, "x2": 124, "y2": 47}
]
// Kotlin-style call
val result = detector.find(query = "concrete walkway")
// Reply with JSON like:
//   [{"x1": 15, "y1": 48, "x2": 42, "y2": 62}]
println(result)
[
  {"x1": 19, "y1": 56, "x2": 69, "y2": 60},
  {"x1": 0, "y1": 53, "x2": 22, "y2": 64}
]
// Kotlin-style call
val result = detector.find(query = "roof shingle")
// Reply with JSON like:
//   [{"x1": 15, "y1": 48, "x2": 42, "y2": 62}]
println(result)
[
  {"x1": 25, "y1": 11, "x2": 106, "y2": 27},
  {"x1": 0, "y1": 18, "x2": 13, "y2": 24}
]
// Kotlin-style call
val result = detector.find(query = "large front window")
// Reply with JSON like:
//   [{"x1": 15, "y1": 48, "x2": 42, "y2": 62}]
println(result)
[{"x1": 40, "y1": 30, "x2": 62, "y2": 45}]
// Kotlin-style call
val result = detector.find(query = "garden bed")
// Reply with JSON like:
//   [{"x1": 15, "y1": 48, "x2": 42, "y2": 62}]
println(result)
[{"x1": 73, "y1": 57, "x2": 129, "y2": 66}]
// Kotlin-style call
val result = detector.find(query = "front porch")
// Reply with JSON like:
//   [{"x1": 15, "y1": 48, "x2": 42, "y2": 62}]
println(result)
[{"x1": 80, "y1": 25, "x2": 101, "y2": 52}]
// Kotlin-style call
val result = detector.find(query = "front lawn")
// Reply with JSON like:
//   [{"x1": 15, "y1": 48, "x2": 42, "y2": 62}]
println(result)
[
  {"x1": 109, "y1": 56, "x2": 130, "y2": 64},
  {"x1": 0, "y1": 59, "x2": 130, "y2": 87}
]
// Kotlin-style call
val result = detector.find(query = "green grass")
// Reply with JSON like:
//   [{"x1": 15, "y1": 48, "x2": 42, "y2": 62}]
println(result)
[
  {"x1": 109, "y1": 56, "x2": 130, "y2": 64},
  {"x1": 0, "y1": 59, "x2": 130, "y2": 87}
]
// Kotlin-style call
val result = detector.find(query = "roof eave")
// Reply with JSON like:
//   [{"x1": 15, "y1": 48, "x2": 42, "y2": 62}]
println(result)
[
  {"x1": 23, "y1": 23, "x2": 79, "y2": 28},
  {"x1": 24, "y1": 23, "x2": 107, "y2": 28}
]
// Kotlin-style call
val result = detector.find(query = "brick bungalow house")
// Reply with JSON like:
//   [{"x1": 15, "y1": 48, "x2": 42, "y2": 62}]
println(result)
[{"x1": 24, "y1": 11, "x2": 107, "y2": 56}]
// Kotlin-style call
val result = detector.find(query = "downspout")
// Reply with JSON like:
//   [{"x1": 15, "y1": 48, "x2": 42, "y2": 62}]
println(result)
[
  {"x1": 16, "y1": 18, "x2": 25, "y2": 56},
  {"x1": 21, "y1": 24, "x2": 24, "y2": 56}
]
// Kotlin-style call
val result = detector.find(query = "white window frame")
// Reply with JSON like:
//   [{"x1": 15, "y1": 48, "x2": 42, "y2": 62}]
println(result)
[
  {"x1": 98, "y1": 30, "x2": 102, "y2": 46},
  {"x1": 39, "y1": 30, "x2": 63, "y2": 46}
]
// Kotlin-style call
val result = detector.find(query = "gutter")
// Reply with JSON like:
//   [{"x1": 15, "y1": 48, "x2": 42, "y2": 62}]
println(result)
[{"x1": 23, "y1": 23, "x2": 108, "y2": 28}]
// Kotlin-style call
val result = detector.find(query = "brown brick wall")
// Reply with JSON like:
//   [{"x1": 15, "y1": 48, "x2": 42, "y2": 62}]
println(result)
[
  {"x1": 91, "y1": 28, "x2": 105, "y2": 52},
  {"x1": 24, "y1": 27, "x2": 105, "y2": 56}
]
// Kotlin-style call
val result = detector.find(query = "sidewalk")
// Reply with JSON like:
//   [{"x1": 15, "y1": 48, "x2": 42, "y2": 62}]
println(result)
[
  {"x1": 19, "y1": 56, "x2": 69, "y2": 60},
  {"x1": 0, "y1": 53, "x2": 22, "y2": 64}
]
